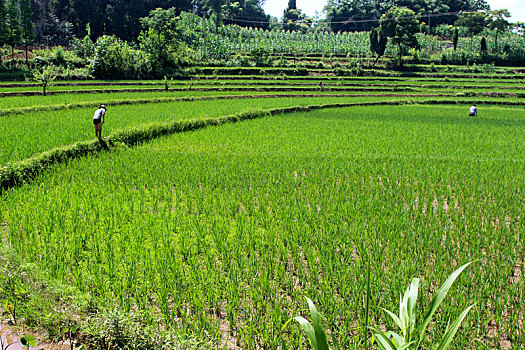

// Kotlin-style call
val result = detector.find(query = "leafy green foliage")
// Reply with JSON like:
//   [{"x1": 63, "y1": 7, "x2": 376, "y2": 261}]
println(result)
[
  {"x1": 138, "y1": 8, "x2": 190, "y2": 77},
  {"x1": 290, "y1": 297, "x2": 340, "y2": 350},
  {"x1": 370, "y1": 27, "x2": 388, "y2": 64},
  {"x1": 91, "y1": 35, "x2": 151, "y2": 79},
  {"x1": 454, "y1": 12, "x2": 486, "y2": 37},
  {"x1": 371, "y1": 262, "x2": 474, "y2": 350},
  {"x1": 380, "y1": 7, "x2": 421, "y2": 65},
  {"x1": 486, "y1": 9, "x2": 511, "y2": 53},
  {"x1": 20, "y1": 334, "x2": 37, "y2": 348},
  {"x1": 32, "y1": 64, "x2": 57, "y2": 96},
  {"x1": 282, "y1": 2, "x2": 313, "y2": 33}
]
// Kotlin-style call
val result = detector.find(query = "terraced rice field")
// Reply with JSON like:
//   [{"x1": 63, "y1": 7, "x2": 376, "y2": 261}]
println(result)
[{"x1": 1, "y1": 70, "x2": 524, "y2": 348}]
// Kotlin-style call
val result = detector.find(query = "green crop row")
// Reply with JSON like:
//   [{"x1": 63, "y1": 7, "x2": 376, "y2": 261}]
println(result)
[
  {"x1": 4, "y1": 96, "x2": 417, "y2": 166},
  {"x1": 4, "y1": 95, "x2": 525, "y2": 167},
  {"x1": 2, "y1": 104, "x2": 523, "y2": 348},
  {"x1": 3, "y1": 100, "x2": 423, "y2": 192}
]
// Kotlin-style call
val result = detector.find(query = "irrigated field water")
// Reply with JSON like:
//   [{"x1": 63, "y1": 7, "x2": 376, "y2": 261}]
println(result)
[{"x1": 2, "y1": 104, "x2": 524, "y2": 347}]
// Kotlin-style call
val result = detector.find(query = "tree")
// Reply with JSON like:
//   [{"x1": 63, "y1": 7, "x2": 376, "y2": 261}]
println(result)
[
  {"x1": 452, "y1": 27, "x2": 458, "y2": 50},
  {"x1": 480, "y1": 36, "x2": 487, "y2": 54},
  {"x1": 206, "y1": 0, "x2": 225, "y2": 32},
  {"x1": 454, "y1": 11, "x2": 486, "y2": 37},
  {"x1": 6, "y1": 0, "x2": 20, "y2": 60},
  {"x1": 454, "y1": 11, "x2": 486, "y2": 51},
  {"x1": 380, "y1": 7, "x2": 420, "y2": 66},
  {"x1": 0, "y1": 0, "x2": 9, "y2": 64},
  {"x1": 223, "y1": 0, "x2": 269, "y2": 29},
  {"x1": 323, "y1": 0, "x2": 490, "y2": 32},
  {"x1": 325, "y1": 0, "x2": 380, "y2": 32},
  {"x1": 39, "y1": 13, "x2": 73, "y2": 46},
  {"x1": 486, "y1": 9, "x2": 511, "y2": 53},
  {"x1": 19, "y1": 0, "x2": 35, "y2": 67},
  {"x1": 139, "y1": 7, "x2": 187, "y2": 76},
  {"x1": 33, "y1": 64, "x2": 56, "y2": 96},
  {"x1": 282, "y1": 0, "x2": 312, "y2": 32},
  {"x1": 370, "y1": 27, "x2": 387, "y2": 65}
]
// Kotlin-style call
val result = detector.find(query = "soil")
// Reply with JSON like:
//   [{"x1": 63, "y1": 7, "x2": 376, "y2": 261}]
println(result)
[{"x1": 0, "y1": 321, "x2": 69, "y2": 350}]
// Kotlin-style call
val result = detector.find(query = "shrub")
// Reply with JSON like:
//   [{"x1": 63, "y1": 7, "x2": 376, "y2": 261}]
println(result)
[{"x1": 91, "y1": 35, "x2": 152, "y2": 79}]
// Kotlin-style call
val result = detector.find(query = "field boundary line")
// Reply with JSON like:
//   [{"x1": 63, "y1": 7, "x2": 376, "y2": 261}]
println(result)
[
  {"x1": 0, "y1": 99, "x2": 522, "y2": 193},
  {"x1": 0, "y1": 93, "x2": 457, "y2": 117},
  {"x1": 2, "y1": 86, "x2": 524, "y2": 99},
  {"x1": 0, "y1": 86, "x2": 452, "y2": 98}
]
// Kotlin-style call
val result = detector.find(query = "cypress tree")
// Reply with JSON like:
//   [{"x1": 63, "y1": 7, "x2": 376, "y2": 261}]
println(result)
[
  {"x1": 6, "y1": 0, "x2": 20, "y2": 61},
  {"x1": 0, "y1": 0, "x2": 8, "y2": 64},
  {"x1": 480, "y1": 36, "x2": 487, "y2": 54},
  {"x1": 370, "y1": 26, "x2": 378, "y2": 54},
  {"x1": 20, "y1": 0, "x2": 35, "y2": 67},
  {"x1": 452, "y1": 27, "x2": 458, "y2": 51}
]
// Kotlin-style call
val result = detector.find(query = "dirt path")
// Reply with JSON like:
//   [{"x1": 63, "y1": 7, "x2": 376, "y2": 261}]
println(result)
[{"x1": 0, "y1": 321, "x2": 69, "y2": 350}]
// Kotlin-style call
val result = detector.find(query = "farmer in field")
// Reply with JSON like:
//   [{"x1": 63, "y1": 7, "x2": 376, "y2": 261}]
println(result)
[
  {"x1": 93, "y1": 104, "x2": 106, "y2": 138},
  {"x1": 469, "y1": 104, "x2": 477, "y2": 117}
]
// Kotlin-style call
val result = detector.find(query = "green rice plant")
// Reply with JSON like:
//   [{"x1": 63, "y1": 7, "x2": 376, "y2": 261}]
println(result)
[
  {"x1": 3, "y1": 96, "x2": 387, "y2": 165},
  {"x1": 287, "y1": 297, "x2": 340, "y2": 350},
  {"x1": 371, "y1": 262, "x2": 474, "y2": 350},
  {"x1": 2, "y1": 104, "x2": 525, "y2": 348}
]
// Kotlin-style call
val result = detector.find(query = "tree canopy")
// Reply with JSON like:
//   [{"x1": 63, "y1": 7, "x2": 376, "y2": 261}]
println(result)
[
  {"x1": 29, "y1": 0, "x2": 269, "y2": 41},
  {"x1": 325, "y1": 0, "x2": 490, "y2": 32},
  {"x1": 380, "y1": 6, "x2": 420, "y2": 65}
]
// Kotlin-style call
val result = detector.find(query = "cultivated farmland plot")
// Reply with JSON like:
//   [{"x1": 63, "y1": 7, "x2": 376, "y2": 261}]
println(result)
[{"x1": 2, "y1": 101, "x2": 524, "y2": 348}]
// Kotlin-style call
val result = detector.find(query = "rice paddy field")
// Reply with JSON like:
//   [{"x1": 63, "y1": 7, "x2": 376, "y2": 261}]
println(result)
[{"x1": 1, "y1": 68, "x2": 524, "y2": 349}]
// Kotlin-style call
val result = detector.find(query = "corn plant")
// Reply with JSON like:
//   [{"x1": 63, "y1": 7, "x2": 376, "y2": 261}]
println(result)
[{"x1": 371, "y1": 262, "x2": 474, "y2": 350}]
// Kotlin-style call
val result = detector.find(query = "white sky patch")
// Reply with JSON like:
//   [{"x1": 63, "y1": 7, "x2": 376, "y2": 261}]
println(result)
[
  {"x1": 263, "y1": 0, "x2": 327, "y2": 18},
  {"x1": 263, "y1": 0, "x2": 525, "y2": 22},
  {"x1": 486, "y1": 0, "x2": 524, "y2": 22}
]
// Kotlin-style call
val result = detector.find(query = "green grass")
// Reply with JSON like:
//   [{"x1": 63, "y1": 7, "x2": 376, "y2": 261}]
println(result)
[
  {"x1": 2, "y1": 104, "x2": 524, "y2": 348},
  {"x1": 2, "y1": 95, "x2": 405, "y2": 165}
]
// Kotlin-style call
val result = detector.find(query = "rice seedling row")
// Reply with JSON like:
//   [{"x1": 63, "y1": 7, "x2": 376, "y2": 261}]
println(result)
[
  {"x1": 2, "y1": 104, "x2": 523, "y2": 348},
  {"x1": 2, "y1": 95, "x2": 405, "y2": 165}
]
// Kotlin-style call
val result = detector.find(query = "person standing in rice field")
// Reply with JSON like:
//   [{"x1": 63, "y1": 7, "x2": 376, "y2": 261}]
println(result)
[
  {"x1": 469, "y1": 104, "x2": 477, "y2": 117},
  {"x1": 93, "y1": 104, "x2": 106, "y2": 138}
]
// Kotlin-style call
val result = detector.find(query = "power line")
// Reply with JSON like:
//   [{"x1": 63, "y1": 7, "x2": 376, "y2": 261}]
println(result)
[{"x1": 223, "y1": 10, "x2": 463, "y2": 25}]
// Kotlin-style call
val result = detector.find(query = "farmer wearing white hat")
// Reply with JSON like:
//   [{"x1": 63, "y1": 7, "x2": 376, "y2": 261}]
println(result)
[
  {"x1": 93, "y1": 104, "x2": 106, "y2": 138},
  {"x1": 469, "y1": 104, "x2": 477, "y2": 117}
]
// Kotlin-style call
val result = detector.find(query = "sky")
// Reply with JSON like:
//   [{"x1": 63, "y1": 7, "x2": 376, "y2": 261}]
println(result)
[{"x1": 263, "y1": 0, "x2": 525, "y2": 23}]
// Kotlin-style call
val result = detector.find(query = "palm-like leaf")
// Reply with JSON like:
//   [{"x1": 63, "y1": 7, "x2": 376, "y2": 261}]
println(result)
[{"x1": 418, "y1": 262, "x2": 472, "y2": 346}]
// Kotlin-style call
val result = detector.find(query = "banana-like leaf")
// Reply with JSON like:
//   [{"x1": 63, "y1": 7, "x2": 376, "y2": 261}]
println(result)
[
  {"x1": 435, "y1": 304, "x2": 475, "y2": 350},
  {"x1": 406, "y1": 278, "x2": 419, "y2": 335},
  {"x1": 370, "y1": 329, "x2": 398, "y2": 350},
  {"x1": 399, "y1": 294, "x2": 408, "y2": 336},
  {"x1": 390, "y1": 331, "x2": 406, "y2": 348},
  {"x1": 418, "y1": 262, "x2": 472, "y2": 345},
  {"x1": 382, "y1": 308, "x2": 403, "y2": 331},
  {"x1": 398, "y1": 342, "x2": 416, "y2": 350},
  {"x1": 294, "y1": 316, "x2": 317, "y2": 349},
  {"x1": 305, "y1": 297, "x2": 330, "y2": 350}
]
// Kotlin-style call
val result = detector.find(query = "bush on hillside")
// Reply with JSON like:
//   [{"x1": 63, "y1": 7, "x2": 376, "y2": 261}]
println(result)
[{"x1": 91, "y1": 35, "x2": 152, "y2": 79}]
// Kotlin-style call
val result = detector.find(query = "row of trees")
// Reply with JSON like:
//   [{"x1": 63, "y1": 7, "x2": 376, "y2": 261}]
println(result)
[
  {"x1": 369, "y1": 6, "x2": 515, "y2": 66},
  {"x1": 0, "y1": 0, "x2": 34, "y2": 63},
  {"x1": 30, "y1": 0, "x2": 269, "y2": 42},
  {"x1": 325, "y1": 0, "x2": 491, "y2": 32},
  {"x1": 1, "y1": 0, "x2": 515, "y2": 49}
]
